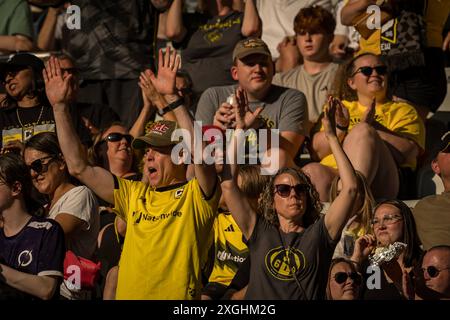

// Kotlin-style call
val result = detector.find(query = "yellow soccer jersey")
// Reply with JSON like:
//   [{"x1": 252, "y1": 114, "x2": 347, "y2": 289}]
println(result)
[
  {"x1": 113, "y1": 177, "x2": 220, "y2": 300},
  {"x1": 208, "y1": 211, "x2": 248, "y2": 286},
  {"x1": 320, "y1": 100, "x2": 425, "y2": 169}
]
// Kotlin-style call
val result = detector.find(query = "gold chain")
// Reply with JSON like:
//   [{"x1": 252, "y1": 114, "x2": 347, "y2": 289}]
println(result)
[{"x1": 16, "y1": 105, "x2": 45, "y2": 128}]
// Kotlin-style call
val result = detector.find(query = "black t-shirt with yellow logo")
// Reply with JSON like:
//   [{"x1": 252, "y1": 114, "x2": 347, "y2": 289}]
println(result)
[{"x1": 244, "y1": 215, "x2": 336, "y2": 300}]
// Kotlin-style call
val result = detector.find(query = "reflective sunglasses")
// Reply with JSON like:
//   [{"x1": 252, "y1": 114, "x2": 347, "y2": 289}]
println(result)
[
  {"x1": 27, "y1": 155, "x2": 57, "y2": 174},
  {"x1": 334, "y1": 272, "x2": 362, "y2": 285},
  {"x1": 274, "y1": 184, "x2": 308, "y2": 198},
  {"x1": 102, "y1": 132, "x2": 133, "y2": 144},
  {"x1": 422, "y1": 266, "x2": 450, "y2": 278},
  {"x1": 352, "y1": 65, "x2": 387, "y2": 77}
]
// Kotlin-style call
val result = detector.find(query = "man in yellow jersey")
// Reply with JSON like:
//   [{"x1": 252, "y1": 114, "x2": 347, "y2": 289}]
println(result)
[{"x1": 43, "y1": 47, "x2": 220, "y2": 299}]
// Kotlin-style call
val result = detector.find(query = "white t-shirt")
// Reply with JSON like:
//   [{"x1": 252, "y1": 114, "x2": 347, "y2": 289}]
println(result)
[
  {"x1": 48, "y1": 186, "x2": 99, "y2": 300},
  {"x1": 256, "y1": 0, "x2": 334, "y2": 59}
]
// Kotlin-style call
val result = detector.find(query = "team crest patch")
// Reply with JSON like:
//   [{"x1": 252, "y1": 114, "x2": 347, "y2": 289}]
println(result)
[
  {"x1": 265, "y1": 246, "x2": 306, "y2": 281},
  {"x1": 174, "y1": 188, "x2": 184, "y2": 199}
]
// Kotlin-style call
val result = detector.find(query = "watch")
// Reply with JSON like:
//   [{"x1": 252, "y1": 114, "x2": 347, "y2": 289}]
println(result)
[{"x1": 158, "y1": 97, "x2": 185, "y2": 116}]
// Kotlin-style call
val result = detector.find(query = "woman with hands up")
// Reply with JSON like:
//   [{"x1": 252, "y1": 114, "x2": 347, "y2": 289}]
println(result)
[
  {"x1": 304, "y1": 53, "x2": 425, "y2": 201},
  {"x1": 220, "y1": 95, "x2": 358, "y2": 299}
]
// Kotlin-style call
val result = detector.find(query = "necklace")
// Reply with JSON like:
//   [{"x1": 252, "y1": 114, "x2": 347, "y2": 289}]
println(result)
[{"x1": 16, "y1": 105, "x2": 45, "y2": 140}]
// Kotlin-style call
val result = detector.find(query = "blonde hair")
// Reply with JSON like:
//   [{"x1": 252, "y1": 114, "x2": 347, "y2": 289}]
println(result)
[{"x1": 329, "y1": 171, "x2": 374, "y2": 234}]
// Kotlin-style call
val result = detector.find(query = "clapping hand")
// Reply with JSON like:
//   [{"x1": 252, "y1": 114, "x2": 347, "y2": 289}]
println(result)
[
  {"x1": 233, "y1": 87, "x2": 263, "y2": 130},
  {"x1": 362, "y1": 97, "x2": 376, "y2": 124},
  {"x1": 322, "y1": 96, "x2": 339, "y2": 138},
  {"x1": 43, "y1": 56, "x2": 72, "y2": 107}
]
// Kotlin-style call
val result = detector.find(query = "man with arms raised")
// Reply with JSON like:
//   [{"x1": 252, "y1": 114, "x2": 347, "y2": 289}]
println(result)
[{"x1": 43, "y1": 49, "x2": 219, "y2": 299}]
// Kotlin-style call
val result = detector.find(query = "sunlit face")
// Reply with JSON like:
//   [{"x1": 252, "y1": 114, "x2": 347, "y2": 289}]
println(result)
[
  {"x1": 373, "y1": 204, "x2": 404, "y2": 247},
  {"x1": 296, "y1": 31, "x2": 331, "y2": 61},
  {"x1": 143, "y1": 145, "x2": 179, "y2": 187},
  {"x1": 347, "y1": 55, "x2": 387, "y2": 99},
  {"x1": 422, "y1": 250, "x2": 450, "y2": 297},
  {"x1": 4, "y1": 67, "x2": 33, "y2": 100},
  {"x1": 24, "y1": 148, "x2": 64, "y2": 195},
  {"x1": 328, "y1": 262, "x2": 361, "y2": 300},
  {"x1": 231, "y1": 54, "x2": 274, "y2": 98},
  {"x1": 102, "y1": 125, "x2": 133, "y2": 166},
  {"x1": 273, "y1": 173, "x2": 307, "y2": 223}
]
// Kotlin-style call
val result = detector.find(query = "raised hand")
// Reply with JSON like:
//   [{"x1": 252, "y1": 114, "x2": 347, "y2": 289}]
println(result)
[
  {"x1": 147, "y1": 47, "x2": 180, "y2": 96},
  {"x1": 322, "y1": 96, "x2": 338, "y2": 138},
  {"x1": 362, "y1": 97, "x2": 376, "y2": 124},
  {"x1": 43, "y1": 56, "x2": 72, "y2": 107},
  {"x1": 234, "y1": 87, "x2": 263, "y2": 130},
  {"x1": 335, "y1": 97, "x2": 350, "y2": 130},
  {"x1": 139, "y1": 70, "x2": 160, "y2": 107}
]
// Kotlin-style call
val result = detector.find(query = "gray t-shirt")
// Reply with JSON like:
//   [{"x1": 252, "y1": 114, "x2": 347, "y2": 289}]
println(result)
[
  {"x1": 195, "y1": 84, "x2": 307, "y2": 135},
  {"x1": 272, "y1": 63, "x2": 338, "y2": 132},
  {"x1": 244, "y1": 215, "x2": 337, "y2": 300}
]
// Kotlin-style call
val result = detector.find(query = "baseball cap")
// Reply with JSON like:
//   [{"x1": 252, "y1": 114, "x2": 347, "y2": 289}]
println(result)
[
  {"x1": 132, "y1": 120, "x2": 181, "y2": 149},
  {"x1": 430, "y1": 131, "x2": 450, "y2": 159},
  {"x1": 232, "y1": 38, "x2": 271, "y2": 61},
  {"x1": 0, "y1": 53, "x2": 45, "y2": 81}
]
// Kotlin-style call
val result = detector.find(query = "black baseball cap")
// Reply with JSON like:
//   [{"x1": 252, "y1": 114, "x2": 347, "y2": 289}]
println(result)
[
  {"x1": 430, "y1": 131, "x2": 450, "y2": 159},
  {"x1": 0, "y1": 53, "x2": 45, "y2": 81}
]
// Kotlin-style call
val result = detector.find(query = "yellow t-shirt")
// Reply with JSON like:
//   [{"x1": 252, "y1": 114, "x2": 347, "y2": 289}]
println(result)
[
  {"x1": 424, "y1": 0, "x2": 450, "y2": 48},
  {"x1": 208, "y1": 211, "x2": 248, "y2": 286},
  {"x1": 320, "y1": 100, "x2": 425, "y2": 169},
  {"x1": 113, "y1": 177, "x2": 220, "y2": 300}
]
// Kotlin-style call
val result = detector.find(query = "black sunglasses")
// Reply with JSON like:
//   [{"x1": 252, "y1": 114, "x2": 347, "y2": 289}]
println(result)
[
  {"x1": 352, "y1": 65, "x2": 387, "y2": 77},
  {"x1": 102, "y1": 132, "x2": 133, "y2": 144},
  {"x1": 27, "y1": 155, "x2": 57, "y2": 174},
  {"x1": 422, "y1": 266, "x2": 450, "y2": 278},
  {"x1": 274, "y1": 184, "x2": 308, "y2": 198},
  {"x1": 334, "y1": 272, "x2": 362, "y2": 285}
]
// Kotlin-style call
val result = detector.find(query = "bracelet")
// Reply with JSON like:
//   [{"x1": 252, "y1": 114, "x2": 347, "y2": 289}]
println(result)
[
  {"x1": 158, "y1": 97, "x2": 184, "y2": 116},
  {"x1": 336, "y1": 123, "x2": 349, "y2": 131}
]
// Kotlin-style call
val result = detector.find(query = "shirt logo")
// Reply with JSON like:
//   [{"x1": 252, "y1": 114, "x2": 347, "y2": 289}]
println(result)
[
  {"x1": 224, "y1": 224, "x2": 235, "y2": 232},
  {"x1": 174, "y1": 188, "x2": 184, "y2": 199},
  {"x1": 265, "y1": 246, "x2": 306, "y2": 281},
  {"x1": 18, "y1": 250, "x2": 33, "y2": 267}
]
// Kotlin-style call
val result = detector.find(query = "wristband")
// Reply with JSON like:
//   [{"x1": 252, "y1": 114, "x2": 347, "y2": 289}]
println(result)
[
  {"x1": 336, "y1": 123, "x2": 349, "y2": 131},
  {"x1": 158, "y1": 97, "x2": 184, "y2": 116}
]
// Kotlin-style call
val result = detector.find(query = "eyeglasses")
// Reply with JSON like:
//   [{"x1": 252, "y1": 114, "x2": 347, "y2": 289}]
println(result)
[
  {"x1": 102, "y1": 132, "x2": 133, "y2": 144},
  {"x1": 371, "y1": 214, "x2": 403, "y2": 227},
  {"x1": 351, "y1": 65, "x2": 387, "y2": 77},
  {"x1": 422, "y1": 266, "x2": 450, "y2": 278},
  {"x1": 27, "y1": 155, "x2": 57, "y2": 174},
  {"x1": 274, "y1": 184, "x2": 308, "y2": 198},
  {"x1": 334, "y1": 272, "x2": 362, "y2": 285}
]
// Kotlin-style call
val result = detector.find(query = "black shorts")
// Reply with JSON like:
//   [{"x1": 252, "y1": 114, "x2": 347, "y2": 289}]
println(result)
[{"x1": 201, "y1": 282, "x2": 228, "y2": 300}]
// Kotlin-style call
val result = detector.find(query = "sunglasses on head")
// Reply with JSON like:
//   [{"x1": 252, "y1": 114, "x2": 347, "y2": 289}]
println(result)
[
  {"x1": 334, "y1": 272, "x2": 362, "y2": 285},
  {"x1": 102, "y1": 132, "x2": 133, "y2": 144},
  {"x1": 352, "y1": 65, "x2": 387, "y2": 77},
  {"x1": 422, "y1": 266, "x2": 450, "y2": 278},
  {"x1": 274, "y1": 184, "x2": 308, "y2": 198},
  {"x1": 27, "y1": 155, "x2": 57, "y2": 174}
]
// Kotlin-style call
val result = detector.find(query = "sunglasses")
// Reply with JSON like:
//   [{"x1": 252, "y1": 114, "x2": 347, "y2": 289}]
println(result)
[
  {"x1": 352, "y1": 65, "x2": 387, "y2": 77},
  {"x1": 102, "y1": 132, "x2": 133, "y2": 144},
  {"x1": 422, "y1": 266, "x2": 450, "y2": 278},
  {"x1": 274, "y1": 184, "x2": 308, "y2": 198},
  {"x1": 27, "y1": 155, "x2": 57, "y2": 174},
  {"x1": 334, "y1": 272, "x2": 362, "y2": 285}
]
